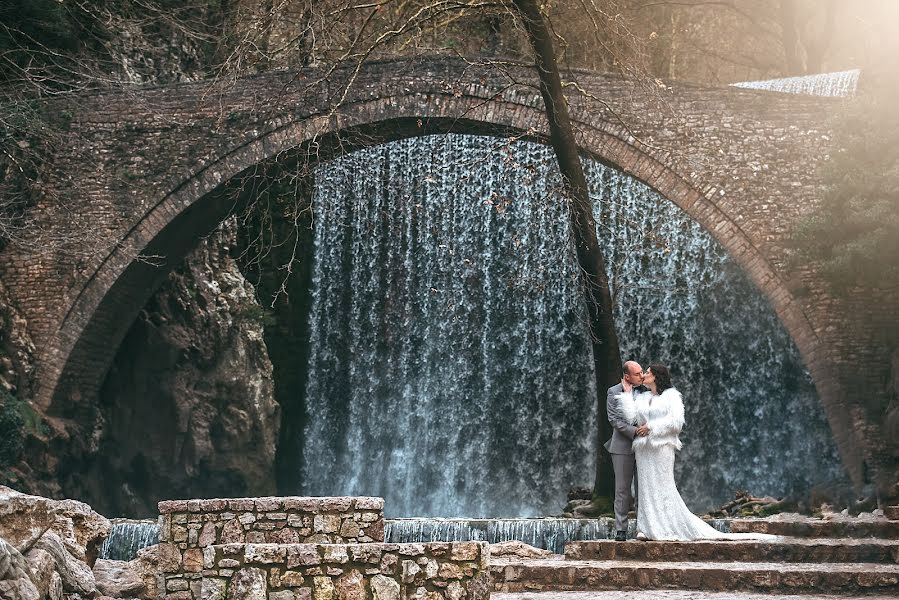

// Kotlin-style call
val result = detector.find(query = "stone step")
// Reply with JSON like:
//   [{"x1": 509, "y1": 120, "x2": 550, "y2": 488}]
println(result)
[
  {"x1": 564, "y1": 538, "x2": 899, "y2": 563},
  {"x1": 490, "y1": 557, "x2": 899, "y2": 595},
  {"x1": 494, "y1": 592, "x2": 899, "y2": 600},
  {"x1": 725, "y1": 518, "x2": 899, "y2": 539}
]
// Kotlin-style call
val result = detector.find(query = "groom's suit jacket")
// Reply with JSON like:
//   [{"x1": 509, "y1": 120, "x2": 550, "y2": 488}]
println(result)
[{"x1": 604, "y1": 382, "x2": 637, "y2": 455}]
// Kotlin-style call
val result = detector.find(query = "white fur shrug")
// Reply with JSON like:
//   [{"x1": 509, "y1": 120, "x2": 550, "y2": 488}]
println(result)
[{"x1": 618, "y1": 388, "x2": 685, "y2": 451}]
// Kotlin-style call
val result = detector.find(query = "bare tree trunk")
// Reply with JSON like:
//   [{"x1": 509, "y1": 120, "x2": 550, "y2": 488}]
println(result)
[{"x1": 511, "y1": 0, "x2": 622, "y2": 502}]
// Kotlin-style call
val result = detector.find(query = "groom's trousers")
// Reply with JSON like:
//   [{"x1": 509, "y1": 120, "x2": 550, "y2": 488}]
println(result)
[{"x1": 611, "y1": 452, "x2": 638, "y2": 532}]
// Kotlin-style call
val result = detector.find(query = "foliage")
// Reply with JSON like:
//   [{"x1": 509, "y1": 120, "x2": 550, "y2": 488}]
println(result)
[
  {"x1": 0, "y1": 390, "x2": 25, "y2": 467},
  {"x1": 792, "y1": 80, "x2": 899, "y2": 293}
]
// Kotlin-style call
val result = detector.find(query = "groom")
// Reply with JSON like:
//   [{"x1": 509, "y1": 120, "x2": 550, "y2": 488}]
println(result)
[{"x1": 604, "y1": 360, "x2": 645, "y2": 541}]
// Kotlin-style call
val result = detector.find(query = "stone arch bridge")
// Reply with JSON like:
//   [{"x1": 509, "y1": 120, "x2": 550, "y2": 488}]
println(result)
[{"x1": 0, "y1": 57, "x2": 881, "y2": 491}]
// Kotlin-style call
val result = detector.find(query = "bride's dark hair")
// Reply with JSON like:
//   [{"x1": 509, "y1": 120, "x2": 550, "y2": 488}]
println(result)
[{"x1": 649, "y1": 364, "x2": 673, "y2": 394}]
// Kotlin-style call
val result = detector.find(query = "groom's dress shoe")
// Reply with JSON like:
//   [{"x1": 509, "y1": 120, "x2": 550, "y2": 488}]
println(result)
[{"x1": 614, "y1": 530, "x2": 627, "y2": 541}]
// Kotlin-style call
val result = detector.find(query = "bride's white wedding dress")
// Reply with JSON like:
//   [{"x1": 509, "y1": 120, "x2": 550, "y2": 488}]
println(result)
[{"x1": 621, "y1": 388, "x2": 777, "y2": 541}]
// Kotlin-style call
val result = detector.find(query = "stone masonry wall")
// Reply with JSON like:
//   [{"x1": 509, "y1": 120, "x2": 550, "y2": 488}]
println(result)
[
  {"x1": 158, "y1": 496, "x2": 385, "y2": 578},
  {"x1": 191, "y1": 541, "x2": 491, "y2": 600}
]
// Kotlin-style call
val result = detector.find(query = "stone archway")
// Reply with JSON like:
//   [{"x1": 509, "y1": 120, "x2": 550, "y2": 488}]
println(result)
[{"x1": 0, "y1": 57, "x2": 859, "y2": 488}]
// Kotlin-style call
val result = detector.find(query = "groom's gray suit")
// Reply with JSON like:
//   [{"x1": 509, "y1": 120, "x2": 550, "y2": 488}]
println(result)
[{"x1": 604, "y1": 382, "x2": 639, "y2": 532}]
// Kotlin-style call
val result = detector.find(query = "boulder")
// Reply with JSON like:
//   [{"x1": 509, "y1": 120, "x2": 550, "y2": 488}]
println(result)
[
  {"x1": 24, "y1": 548, "x2": 54, "y2": 599},
  {"x1": 0, "y1": 485, "x2": 110, "y2": 565},
  {"x1": 0, "y1": 537, "x2": 40, "y2": 600},
  {"x1": 129, "y1": 543, "x2": 181, "y2": 599},
  {"x1": 30, "y1": 530, "x2": 96, "y2": 595},
  {"x1": 93, "y1": 559, "x2": 146, "y2": 598}
]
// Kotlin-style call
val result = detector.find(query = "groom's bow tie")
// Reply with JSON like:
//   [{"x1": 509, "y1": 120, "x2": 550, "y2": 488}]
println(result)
[{"x1": 633, "y1": 385, "x2": 648, "y2": 393}]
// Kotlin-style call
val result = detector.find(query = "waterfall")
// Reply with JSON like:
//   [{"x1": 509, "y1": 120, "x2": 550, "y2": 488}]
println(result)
[
  {"x1": 99, "y1": 520, "x2": 159, "y2": 561},
  {"x1": 732, "y1": 69, "x2": 860, "y2": 97},
  {"x1": 300, "y1": 134, "x2": 846, "y2": 517},
  {"x1": 386, "y1": 517, "x2": 732, "y2": 553}
]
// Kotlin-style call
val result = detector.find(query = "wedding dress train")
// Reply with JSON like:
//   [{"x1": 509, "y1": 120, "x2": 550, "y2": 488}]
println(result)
[{"x1": 623, "y1": 388, "x2": 777, "y2": 541}]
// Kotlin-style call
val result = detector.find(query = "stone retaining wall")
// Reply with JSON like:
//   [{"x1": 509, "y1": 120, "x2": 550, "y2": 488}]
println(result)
[
  {"x1": 161, "y1": 542, "x2": 490, "y2": 600},
  {"x1": 158, "y1": 496, "x2": 385, "y2": 577}
]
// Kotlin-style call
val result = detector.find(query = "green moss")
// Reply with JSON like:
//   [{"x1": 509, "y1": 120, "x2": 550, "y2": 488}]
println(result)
[
  {"x1": 0, "y1": 391, "x2": 25, "y2": 467},
  {"x1": 0, "y1": 390, "x2": 46, "y2": 468}
]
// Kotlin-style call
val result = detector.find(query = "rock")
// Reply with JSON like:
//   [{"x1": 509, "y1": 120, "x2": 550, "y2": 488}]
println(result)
[
  {"x1": 48, "y1": 571, "x2": 62, "y2": 600},
  {"x1": 0, "y1": 578, "x2": 40, "y2": 600},
  {"x1": 334, "y1": 569, "x2": 364, "y2": 600},
  {"x1": 30, "y1": 530, "x2": 96, "y2": 595},
  {"x1": 227, "y1": 567, "x2": 267, "y2": 600},
  {"x1": 489, "y1": 540, "x2": 552, "y2": 559},
  {"x1": 93, "y1": 559, "x2": 146, "y2": 598},
  {"x1": 129, "y1": 543, "x2": 181, "y2": 599},
  {"x1": 73, "y1": 224, "x2": 281, "y2": 517},
  {"x1": 0, "y1": 485, "x2": 110, "y2": 565},
  {"x1": 370, "y1": 575, "x2": 399, "y2": 600},
  {"x1": 0, "y1": 537, "x2": 40, "y2": 600},
  {"x1": 24, "y1": 548, "x2": 54, "y2": 599}
]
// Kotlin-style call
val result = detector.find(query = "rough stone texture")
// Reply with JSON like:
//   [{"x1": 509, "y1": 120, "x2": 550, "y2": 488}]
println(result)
[
  {"x1": 0, "y1": 536, "x2": 40, "y2": 600},
  {"x1": 0, "y1": 485, "x2": 110, "y2": 565},
  {"x1": 564, "y1": 538, "x2": 899, "y2": 564},
  {"x1": 725, "y1": 516, "x2": 899, "y2": 539},
  {"x1": 490, "y1": 542, "x2": 553, "y2": 560},
  {"x1": 1, "y1": 57, "x2": 895, "y2": 497},
  {"x1": 93, "y1": 558, "x2": 147, "y2": 597},
  {"x1": 226, "y1": 567, "x2": 267, "y2": 600},
  {"x1": 156, "y1": 495, "x2": 384, "y2": 583},
  {"x1": 494, "y1": 592, "x2": 899, "y2": 600},
  {"x1": 57, "y1": 224, "x2": 279, "y2": 517},
  {"x1": 177, "y1": 541, "x2": 490, "y2": 600},
  {"x1": 30, "y1": 530, "x2": 98, "y2": 595},
  {"x1": 489, "y1": 557, "x2": 899, "y2": 594},
  {"x1": 24, "y1": 548, "x2": 55, "y2": 600}
]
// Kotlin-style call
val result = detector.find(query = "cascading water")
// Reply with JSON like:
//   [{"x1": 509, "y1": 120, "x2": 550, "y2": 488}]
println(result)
[
  {"x1": 300, "y1": 134, "x2": 846, "y2": 517},
  {"x1": 732, "y1": 69, "x2": 860, "y2": 97},
  {"x1": 99, "y1": 520, "x2": 159, "y2": 560},
  {"x1": 385, "y1": 517, "x2": 732, "y2": 554}
]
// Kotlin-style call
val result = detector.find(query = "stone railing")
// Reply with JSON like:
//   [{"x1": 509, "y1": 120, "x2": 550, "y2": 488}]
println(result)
[
  {"x1": 198, "y1": 542, "x2": 490, "y2": 600},
  {"x1": 155, "y1": 496, "x2": 490, "y2": 600}
]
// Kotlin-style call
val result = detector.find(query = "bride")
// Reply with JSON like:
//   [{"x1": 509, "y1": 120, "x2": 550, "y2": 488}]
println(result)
[{"x1": 620, "y1": 364, "x2": 777, "y2": 541}]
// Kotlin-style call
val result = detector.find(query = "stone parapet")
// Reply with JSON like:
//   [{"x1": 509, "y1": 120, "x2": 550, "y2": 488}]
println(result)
[
  {"x1": 157, "y1": 496, "x2": 385, "y2": 576},
  {"x1": 159, "y1": 541, "x2": 490, "y2": 600}
]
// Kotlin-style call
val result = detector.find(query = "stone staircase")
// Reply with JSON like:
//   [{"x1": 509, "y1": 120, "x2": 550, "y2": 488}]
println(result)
[{"x1": 491, "y1": 518, "x2": 899, "y2": 596}]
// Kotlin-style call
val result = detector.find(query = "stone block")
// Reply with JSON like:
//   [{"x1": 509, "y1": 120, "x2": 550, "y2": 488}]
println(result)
[
  {"x1": 280, "y1": 571, "x2": 305, "y2": 587},
  {"x1": 227, "y1": 568, "x2": 267, "y2": 600},
  {"x1": 221, "y1": 519, "x2": 244, "y2": 544},
  {"x1": 320, "y1": 498, "x2": 353, "y2": 512},
  {"x1": 283, "y1": 498, "x2": 322, "y2": 512},
  {"x1": 322, "y1": 546, "x2": 349, "y2": 564},
  {"x1": 245, "y1": 545, "x2": 287, "y2": 564},
  {"x1": 449, "y1": 543, "x2": 479, "y2": 561},
  {"x1": 199, "y1": 522, "x2": 218, "y2": 547},
  {"x1": 202, "y1": 577, "x2": 227, "y2": 600},
  {"x1": 335, "y1": 570, "x2": 365, "y2": 600},
  {"x1": 353, "y1": 498, "x2": 384, "y2": 510},
  {"x1": 256, "y1": 499, "x2": 282, "y2": 512},
  {"x1": 159, "y1": 500, "x2": 189, "y2": 513},
  {"x1": 287, "y1": 546, "x2": 321, "y2": 568},
  {"x1": 370, "y1": 575, "x2": 399, "y2": 600},
  {"x1": 312, "y1": 576, "x2": 335, "y2": 600},
  {"x1": 229, "y1": 499, "x2": 256, "y2": 511},
  {"x1": 313, "y1": 515, "x2": 341, "y2": 534}
]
